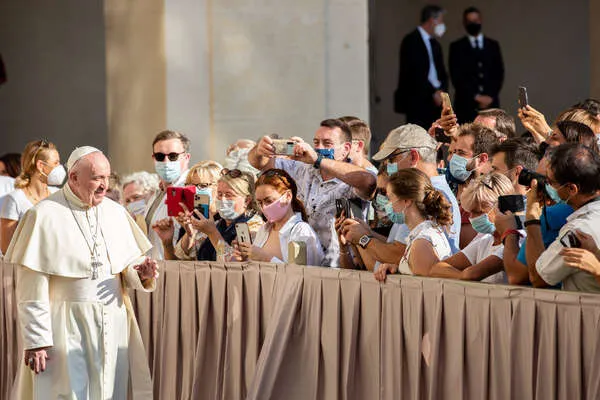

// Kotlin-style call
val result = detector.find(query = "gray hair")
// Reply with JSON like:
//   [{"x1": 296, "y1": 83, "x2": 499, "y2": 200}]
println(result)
[{"x1": 122, "y1": 171, "x2": 160, "y2": 196}]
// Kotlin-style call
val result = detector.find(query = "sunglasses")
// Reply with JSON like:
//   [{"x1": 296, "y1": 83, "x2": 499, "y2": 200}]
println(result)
[
  {"x1": 153, "y1": 152, "x2": 185, "y2": 162},
  {"x1": 221, "y1": 168, "x2": 243, "y2": 178},
  {"x1": 31, "y1": 139, "x2": 50, "y2": 165}
]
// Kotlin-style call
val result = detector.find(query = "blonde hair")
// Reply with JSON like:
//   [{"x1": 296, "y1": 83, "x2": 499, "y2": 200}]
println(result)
[
  {"x1": 185, "y1": 160, "x2": 223, "y2": 186},
  {"x1": 460, "y1": 172, "x2": 513, "y2": 213},
  {"x1": 15, "y1": 140, "x2": 57, "y2": 189},
  {"x1": 219, "y1": 170, "x2": 258, "y2": 212}
]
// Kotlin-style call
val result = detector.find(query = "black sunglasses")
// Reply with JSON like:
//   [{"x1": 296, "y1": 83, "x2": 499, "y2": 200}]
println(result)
[
  {"x1": 221, "y1": 168, "x2": 243, "y2": 178},
  {"x1": 153, "y1": 152, "x2": 184, "y2": 162}
]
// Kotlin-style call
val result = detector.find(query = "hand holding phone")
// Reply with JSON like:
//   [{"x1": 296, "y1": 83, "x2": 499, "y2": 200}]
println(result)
[
  {"x1": 440, "y1": 92, "x2": 453, "y2": 114},
  {"x1": 272, "y1": 139, "x2": 296, "y2": 156}
]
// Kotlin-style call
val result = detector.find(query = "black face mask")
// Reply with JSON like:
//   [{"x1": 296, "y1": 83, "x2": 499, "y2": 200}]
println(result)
[{"x1": 465, "y1": 22, "x2": 482, "y2": 36}]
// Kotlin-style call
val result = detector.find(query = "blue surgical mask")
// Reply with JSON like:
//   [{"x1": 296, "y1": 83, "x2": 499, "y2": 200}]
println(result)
[
  {"x1": 374, "y1": 193, "x2": 389, "y2": 211},
  {"x1": 469, "y1": 213, "x2": 496, "y2": 234},
  {"x1": 386, "y1": 162, "x2": 398, "y2": 176},
  {"x1": 155, "y1": 161, "x2": 182, "y2": 183},
  {"x1": 545, "y1": 183, "x2": 564, "y2": 204},
  {"x1": 315, "y1": 148, "x2": 335, "y2": 160},
  {"x1": 196, "y1": 187, "x2": 212, "y2": 198},
  {"x1": 384, "y1": 201, "x2": 405, "y2": 225},
  {"x1": 449, "y1": 155, "x2": 473, "y2": 183},
  {"x1": 216, "y1": 199, "x2": 241, "y2": 220}
]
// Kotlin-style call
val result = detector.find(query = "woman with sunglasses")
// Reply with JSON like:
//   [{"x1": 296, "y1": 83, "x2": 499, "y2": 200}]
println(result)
[
  {"x1": 153, "y1": 168, "x2": 263, "y2": 261},
  {"x1": 233, "y1": 169, "x2": 323, "y2": 265},
  {"x1": 1, "y1": 140, "x2": 65, "y2": 254},
  {"x1": 429, "y1": 172, "x2": 514, "y2": 283},
  {"x1": 374, "y1": 168, "x2": 453, "y2": 280}
]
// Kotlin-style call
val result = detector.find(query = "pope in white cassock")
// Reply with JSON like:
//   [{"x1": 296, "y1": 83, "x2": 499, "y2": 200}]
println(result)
[{"x1": 5, "y1": 146, "x2": 158, "y2": 399}]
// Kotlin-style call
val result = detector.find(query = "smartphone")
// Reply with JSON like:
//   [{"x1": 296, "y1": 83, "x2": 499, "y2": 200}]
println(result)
[
  {"x1": 235, "y1": 222, "x2": 252, "y2": 244},
  {"x1": 272, "y1": 139, "x2": 295, "y2": 156},
  {"x1": 440, "y1": 92, "x2": 453, "y2": 114},
  {"x1": 498, "y1": 195, "x2": 525, "y2": 229},
  {"x1": 518, "y1": 86, "x2": 528, "y2": 108},
  {"x1": 560, "y1": 230, "x2": 581, "y2": 248},
  {"x1": 194, "y1": 193, "x2": 211, "y2": 219},
  {"x1": 165, "y1": 186, "x2": 196, "y2": 217}
]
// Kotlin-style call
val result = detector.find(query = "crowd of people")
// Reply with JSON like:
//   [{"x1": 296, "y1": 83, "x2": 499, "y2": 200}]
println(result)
[{"x1": 3, "y1": 96, "x2": 600, "y2": 295}]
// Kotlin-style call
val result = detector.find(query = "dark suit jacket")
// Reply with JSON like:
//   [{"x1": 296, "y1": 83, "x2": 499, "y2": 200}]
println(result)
[
  {"x1": 394, "y1": 29, "x2": 448, "y2": 122},
  {"x1": 449, "y1": 36, "x2": 504, "y2": 122}
]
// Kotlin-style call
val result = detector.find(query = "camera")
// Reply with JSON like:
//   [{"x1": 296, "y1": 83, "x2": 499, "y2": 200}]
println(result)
[{"x1": 518, "y1": 169, "x2": 546, "y2": 188}]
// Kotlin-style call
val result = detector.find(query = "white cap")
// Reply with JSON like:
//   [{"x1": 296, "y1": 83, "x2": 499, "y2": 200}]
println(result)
[{"x1": 66, "y1": 146, "x2": 102, "y2": 171}]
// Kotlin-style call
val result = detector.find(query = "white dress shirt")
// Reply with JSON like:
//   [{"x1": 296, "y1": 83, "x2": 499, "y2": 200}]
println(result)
[
  {"x1": 468, "y1": 33, "x2": 484, "y2": 49},
  {"x1": 536, "y1": 198, "x2": 600, "y2": 292},
  {"x1": 253, "y1": 212, "x2": 324, "y2": 266},
  {"x1": 417, "y1": 26, "x2": 441, "y2": 89}
]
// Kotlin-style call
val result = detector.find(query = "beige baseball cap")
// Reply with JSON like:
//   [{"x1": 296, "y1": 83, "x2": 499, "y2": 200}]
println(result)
[{"x1": 372, "y1": 124, "x2": 438, "y2": 161}]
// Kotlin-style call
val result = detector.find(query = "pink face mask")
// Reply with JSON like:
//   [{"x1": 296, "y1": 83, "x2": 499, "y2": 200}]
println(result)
[{"x1": 261, "y1": 193, "x2": 291, "y2": 223}]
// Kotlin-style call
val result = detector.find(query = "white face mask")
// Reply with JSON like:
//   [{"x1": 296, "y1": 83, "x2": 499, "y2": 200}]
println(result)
[
  {"x1": 127, "y1": 199, "x2": 147, "y2": 216},
  {"x1": 434, "y1": 22, "x2": 446, "y2": 38},
  {"x1": 47, "y1": 165, "x2": 67, "y2": 186}
]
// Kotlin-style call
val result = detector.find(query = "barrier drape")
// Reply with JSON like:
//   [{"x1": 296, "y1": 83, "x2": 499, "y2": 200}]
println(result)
[{"x1": 2, "y1": 261, "x2": 600, "y2": 399}]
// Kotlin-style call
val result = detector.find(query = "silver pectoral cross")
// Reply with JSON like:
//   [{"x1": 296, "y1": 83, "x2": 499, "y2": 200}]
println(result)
[{"x1": 91, "y1": 257, "x2": 102, "y2": 280}]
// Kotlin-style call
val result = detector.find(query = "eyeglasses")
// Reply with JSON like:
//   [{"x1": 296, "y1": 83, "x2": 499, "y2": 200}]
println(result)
[
  {"x1": 194, "y1": 182, "x2": 214, "y2": 189},
  {"x1": 153, "y1": 152, "x2": 185, "y2": 162}
]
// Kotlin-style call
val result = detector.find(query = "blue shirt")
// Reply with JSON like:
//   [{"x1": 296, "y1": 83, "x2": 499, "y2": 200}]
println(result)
[{"x1": 517, "y1": 203, "x2": 574, "y2": 265}]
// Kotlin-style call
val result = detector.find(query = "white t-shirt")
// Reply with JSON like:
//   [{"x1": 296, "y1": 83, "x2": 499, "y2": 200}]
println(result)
[
  {"x1": 0, "y1": 187, "x2": 59, "y2": 222},
  {"x1": 461, "y1": 233, "x2": 506, "y2": 284},
  {"x1": 398, "y1": 220, "x2": 452, "y2": 275},
  {"x1": 0, "y1": 176, "x2": 15, "y2": 213}
]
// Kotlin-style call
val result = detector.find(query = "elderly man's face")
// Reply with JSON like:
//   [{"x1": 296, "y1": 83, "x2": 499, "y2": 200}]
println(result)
[{"x1": 70, "y1": 153, "x2": 111, "y2": 206}]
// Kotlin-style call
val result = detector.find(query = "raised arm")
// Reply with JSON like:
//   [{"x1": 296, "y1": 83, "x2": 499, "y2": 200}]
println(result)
[{"x1": 248, "y1": 136, "x2": 277, "y2": 171}]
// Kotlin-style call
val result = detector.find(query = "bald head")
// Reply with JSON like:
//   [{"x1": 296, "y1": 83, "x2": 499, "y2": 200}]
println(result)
[{"x1": 68, "y1": 152, "x2": 111, "y2": 206}]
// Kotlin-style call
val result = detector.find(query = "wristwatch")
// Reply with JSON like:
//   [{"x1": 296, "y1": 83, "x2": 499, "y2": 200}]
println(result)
[
  {"x1": 313, "y1": 153, "x2": 324, "y2": 169},
  {"x1": 358, "y1": 234, "x2": 372, "y2": 249}
]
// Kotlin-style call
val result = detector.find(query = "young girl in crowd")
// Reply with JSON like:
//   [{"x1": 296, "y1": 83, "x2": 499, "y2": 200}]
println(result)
[
  {"x1": 429, "y1": 172, "x2": 514, "y2": 283},
  {"x1": 234, "y1": 169, "x2": 323, "y2": 265},
  {"x1": 1, "y1": 140, "x2": 64, "y2": 254},
  {"x1": 153, "y1": 168, "x2": 263, "y2": 261},
  {"x1": 374, "y1": 168, "x2": 453, "y2": 280}
]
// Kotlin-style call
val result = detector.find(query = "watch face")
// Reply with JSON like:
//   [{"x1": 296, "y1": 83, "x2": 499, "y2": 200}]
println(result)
[{"x1": 359, "y1": 235, "x2": 370, "y2": 247}]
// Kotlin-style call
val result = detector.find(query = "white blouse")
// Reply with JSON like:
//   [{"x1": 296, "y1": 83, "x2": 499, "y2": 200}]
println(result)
[
  {"x1": 398, "y1": 220, "x2": 452, "y2": 275},
  {"x1": 253, "y1": 212, "x2": 324, "y2": 266}
]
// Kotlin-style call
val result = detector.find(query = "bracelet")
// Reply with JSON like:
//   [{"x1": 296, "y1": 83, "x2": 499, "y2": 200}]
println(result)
[
  {"x1": 501, "y1": 229, "x2": 523, "y2": 244},
  {"x1": 524, "y1": 219, "x2": 541, "y2": 227}
]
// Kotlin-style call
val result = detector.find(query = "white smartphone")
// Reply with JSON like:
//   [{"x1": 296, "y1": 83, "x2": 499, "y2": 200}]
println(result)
[{"x1": 235, "y1": 222, "x2": 252, "y2": 244}]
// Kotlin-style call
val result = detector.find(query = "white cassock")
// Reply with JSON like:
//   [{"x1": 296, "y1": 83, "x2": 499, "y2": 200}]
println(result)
[{"x1": 5, "y1": 182, "x2": 154, "y2": 400}]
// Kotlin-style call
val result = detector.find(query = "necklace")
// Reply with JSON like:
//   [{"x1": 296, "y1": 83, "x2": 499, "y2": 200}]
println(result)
[
  {"x1": 26, "y1": 186, "x2": 49, "y2": 203},
  {"x1": 63, "y1": 192, "x2": 103, "y2": 279}
]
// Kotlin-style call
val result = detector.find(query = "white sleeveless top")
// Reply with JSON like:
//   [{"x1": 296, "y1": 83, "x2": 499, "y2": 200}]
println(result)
[{"x1": 398, "y1": 220, "x2": 452, "y2": 275}]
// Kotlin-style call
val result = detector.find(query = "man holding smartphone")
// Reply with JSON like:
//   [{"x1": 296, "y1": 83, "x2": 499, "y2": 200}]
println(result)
[
  {"x1": 527, "y1": 144, "x2": 600, "y2": 292},
  {"x1": 248, "y1": 119, "x2": 376, "y2": 267}
]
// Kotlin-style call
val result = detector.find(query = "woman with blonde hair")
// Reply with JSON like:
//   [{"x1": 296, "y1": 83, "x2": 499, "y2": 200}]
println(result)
[
  {"x1": 1, "y1": 140, "x2": 64, "y2": 253},
  {"x1": 184, "y1": 160, "x2": 223, "y2": 217},
  {"x1": 430, "y1": 172, "x2": 514, "y2": 283},
  {"x1": 153, "y1": 168, "x2": 263, "y2": 260},
  {"x1": 374, "y1": 168, "x2": 453, "y2": 280}
]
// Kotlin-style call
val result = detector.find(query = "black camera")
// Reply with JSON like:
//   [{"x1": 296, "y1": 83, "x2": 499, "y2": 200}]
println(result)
[
  {"x1": 518, "y1": 169, "x2": 547, "y2": 188},
  {"x1": 518, "y1": 169, "x2": 549, "y2": 198}
]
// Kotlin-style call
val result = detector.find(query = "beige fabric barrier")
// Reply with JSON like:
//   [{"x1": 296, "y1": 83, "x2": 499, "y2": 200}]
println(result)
[{"x1": 3, "y1": 261, "x2": 600, "y2": 399}]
